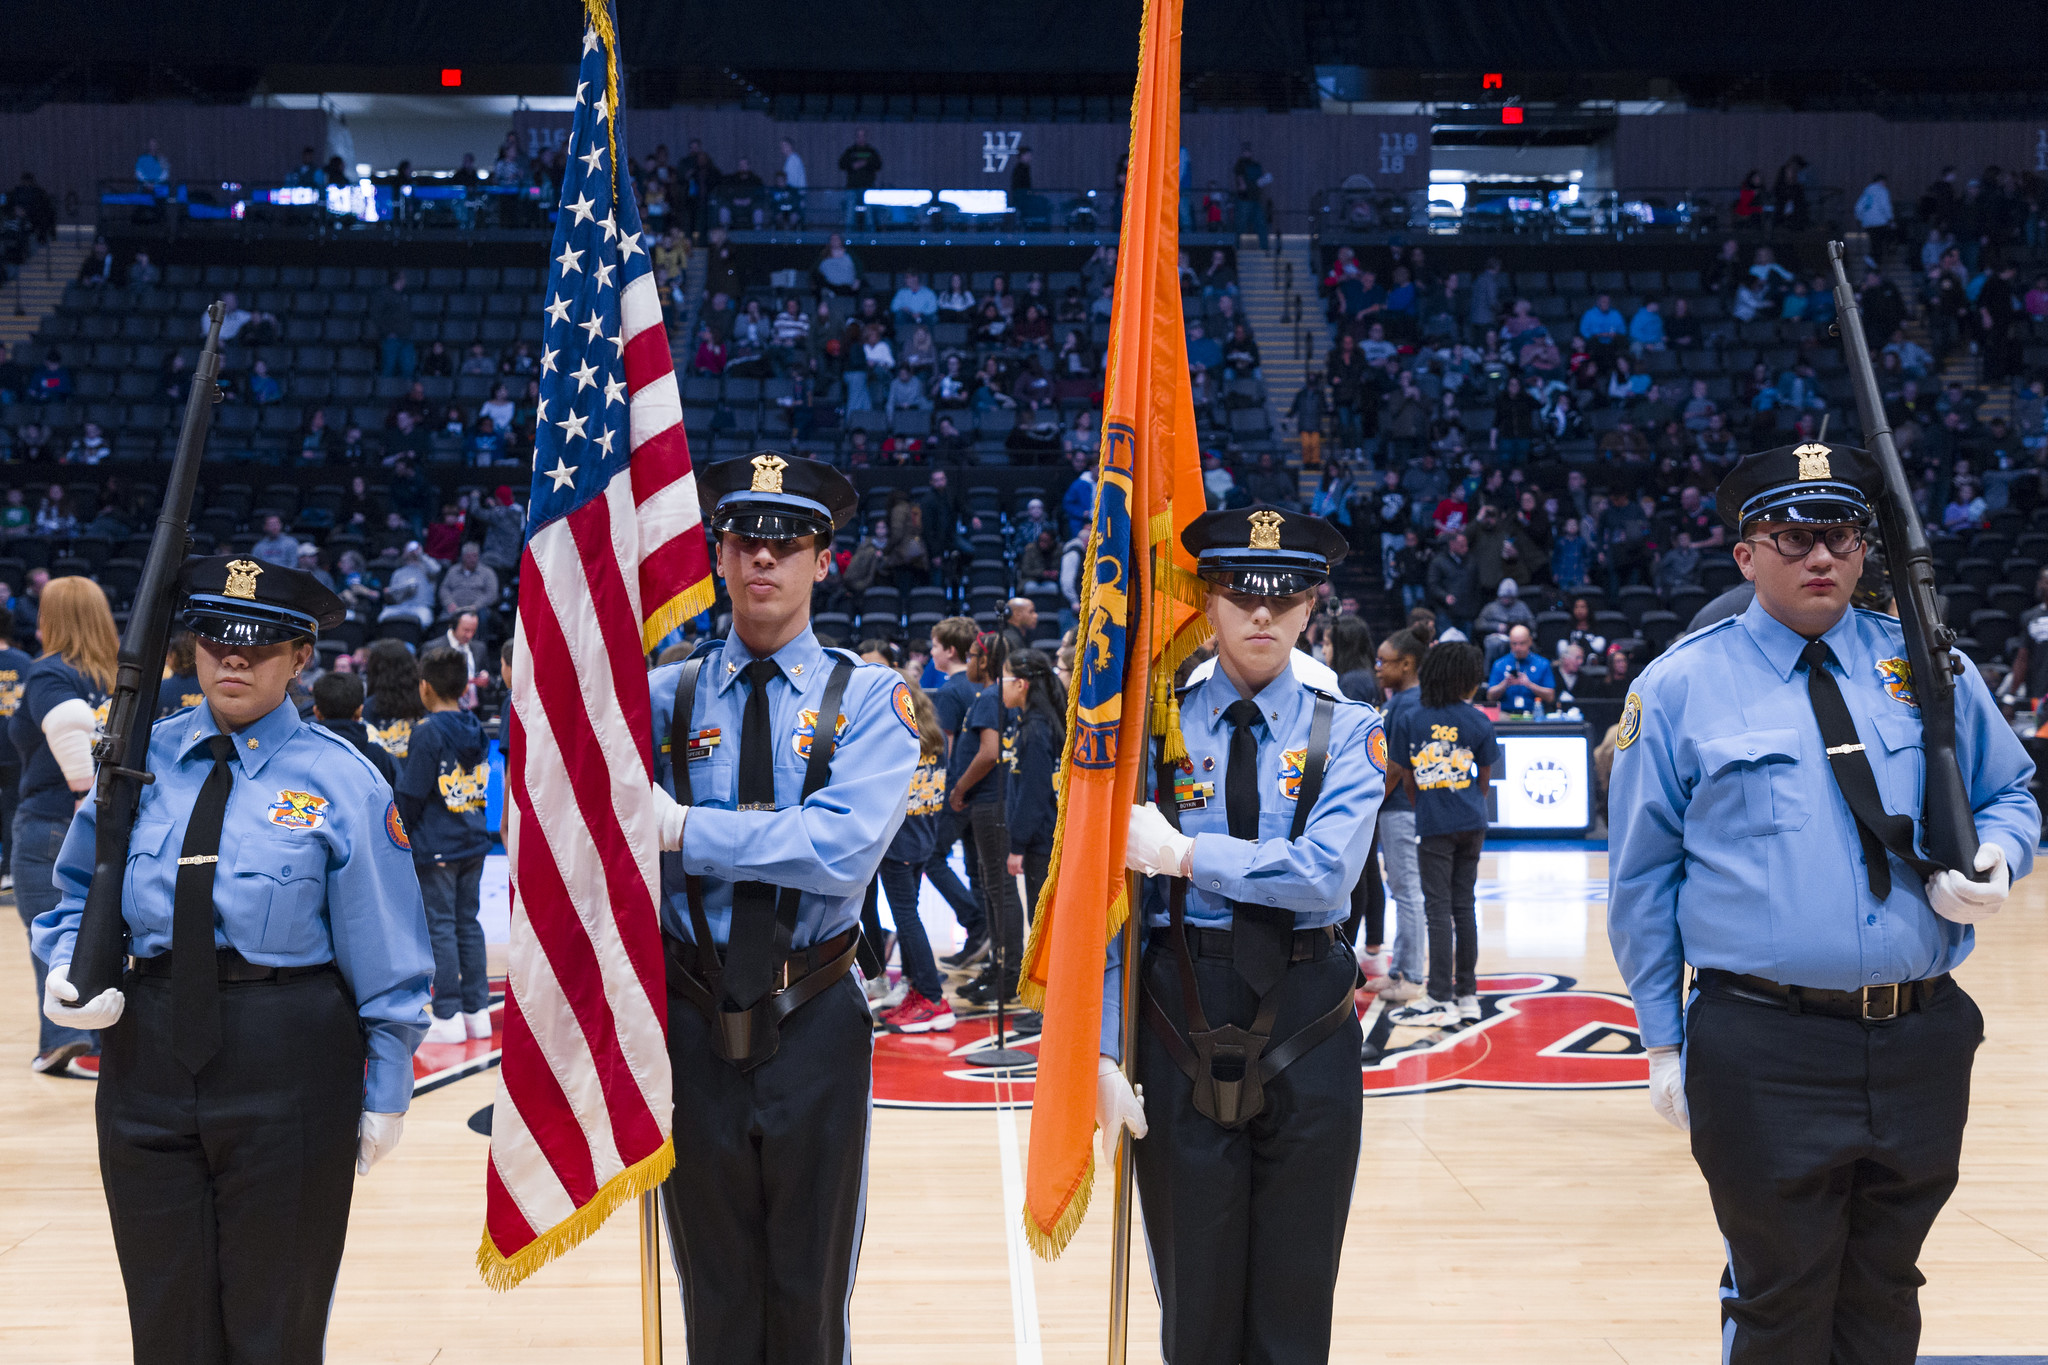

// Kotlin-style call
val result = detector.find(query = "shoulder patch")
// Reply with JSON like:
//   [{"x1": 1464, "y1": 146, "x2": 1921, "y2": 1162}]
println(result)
[
  {"x1": 1617, "y1": 692, "x2": 1643, "y2": 750},
  {"x1": 890, "y1": 681, "x2": 920, "y2": 737},
  {"x1": 385, "y1": 801, "x2": 411, "y2": 850},
  {"x1": 1365, "y1": 722, "x2": 1387, "y2": 774}
]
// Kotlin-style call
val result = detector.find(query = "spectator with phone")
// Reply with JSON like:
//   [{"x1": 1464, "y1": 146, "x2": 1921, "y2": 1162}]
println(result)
[{"x1": 1484, "y1": 623, "x2": 1557, "y2": 715}]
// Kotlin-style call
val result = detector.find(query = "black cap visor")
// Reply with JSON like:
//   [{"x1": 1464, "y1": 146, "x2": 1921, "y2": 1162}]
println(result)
[
  {"x1": 1197, "y1": 566, "x2": 1326, "y2": 597},
  {"x1": 1739, "y1": 481, "x2": 1872, "y2": 532},
  {"x1": 183, "y1": 598, "x2": 318, "y2": 648}
]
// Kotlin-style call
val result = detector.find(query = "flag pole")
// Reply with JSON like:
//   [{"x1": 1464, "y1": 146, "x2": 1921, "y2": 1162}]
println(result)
[
  {"x1": 1104, "y1": 895, "x2": 1142, "y2": 1364},
  {"x1": 639, "y1": 1190, "x2": 663, "y2": 1364}
]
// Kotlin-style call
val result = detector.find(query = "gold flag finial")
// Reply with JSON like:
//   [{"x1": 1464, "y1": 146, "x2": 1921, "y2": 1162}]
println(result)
[
  {"x1": 1247, "y1": 508, "x2": 1285, "y2": 551},
  {"x1": 223, "y1": 559, "x2": 264, "y2": 600}
]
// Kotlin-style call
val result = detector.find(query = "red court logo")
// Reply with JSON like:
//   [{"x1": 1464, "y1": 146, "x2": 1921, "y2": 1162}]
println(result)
[{"x1": 871, "y1": 973, "x2": 1646, "y2": 1110}]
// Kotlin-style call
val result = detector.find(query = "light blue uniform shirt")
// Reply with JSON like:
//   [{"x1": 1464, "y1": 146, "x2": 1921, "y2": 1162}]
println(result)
[
  {"x1": 34, "y1": 698, "x2": 433, "y2": 1113},
  {"x1": 650, "y1": 626, "x2": 920, "y2": 950},
  {"x1": 1608, "y1": 599, "x2": 2038, "y2": 1049},
  {"x1": 1101, "y1": 665, "x2": 1388, "y2": 1057}
]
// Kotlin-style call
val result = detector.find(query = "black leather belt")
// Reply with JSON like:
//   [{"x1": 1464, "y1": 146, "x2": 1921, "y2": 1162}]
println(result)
[
  {"x1": 1185, "y1": 924, "x2": 1338, "y2": 964},
  {"x1": 1697, "y1": 967, "x2": 1947, "y2": 1022},
  {"x1": 133, "y1": 949, "x2": 338, "y2": 984},
  {"x1": 663, "y1": 926, "x2": 859, "y2": 994}
]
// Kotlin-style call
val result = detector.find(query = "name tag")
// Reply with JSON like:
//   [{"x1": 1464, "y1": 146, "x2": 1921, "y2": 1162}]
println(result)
[
  {"x1": 1175, "y1": 780, "x2": 1214, "y2": 812},
  {"x1": 685, "y1": 727, "x2": 722, "y2": 762}
]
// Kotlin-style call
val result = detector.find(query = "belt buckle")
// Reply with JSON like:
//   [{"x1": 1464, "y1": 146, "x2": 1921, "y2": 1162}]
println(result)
[
  {"x1": 1861, "y1": 982, "x2": 1902, "y2": 1021},
  {"x1": 775, "y1": 958, "x2": 797, "y2": 992}
]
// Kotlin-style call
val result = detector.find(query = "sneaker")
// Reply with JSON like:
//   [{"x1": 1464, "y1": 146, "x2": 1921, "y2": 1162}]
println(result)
[
  {"x1": 863, "y1": 973, "x2": 892, "y2": 1003},
  {"x1": 1386, "y1": 997, "x2": 1458, "y2": 1028},
  {"x1": 941, "y1": 933, "x2": 989, "y2": 970},
  {"x1": 65, "y1": 1053, "x2": 100, "y2": 1080},
  {"x1": 463, "y1": 1008, "x2": 495, "y2": 1040},
  {"x1": 1358, "y1": 949, "x2": 1391, "y2": 981},
  {"x1": 423, "y1": 1013, "x2": 467, "y2": 1045},
  {"x1": 30, "y1": 1041, "x2": 91, "y2": 1074},
  {"x1": 1457, "y1": 995, "x2": 1480, "y2": 1022},
  {"x1": 883, "y1": 989, "x2": 957, "y2": 1034},
  {"x1": 875, "y1": 979, "x2": 909, "y2": 1013},
  {"x1": 958, "y1": 970, "x2": 1018, "y2": 1008},
  {"x1": 1369, "y1": 976, "x2": 1423, "y2": 1003},
  {"x1": 1, "y1": 872, "x2": 13, "y2": 891}
]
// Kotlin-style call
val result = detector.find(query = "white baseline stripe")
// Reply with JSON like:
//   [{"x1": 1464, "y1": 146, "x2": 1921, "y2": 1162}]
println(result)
[{"x1": 995, "y1": 1102, "x2": 1044, "y2": 1365}]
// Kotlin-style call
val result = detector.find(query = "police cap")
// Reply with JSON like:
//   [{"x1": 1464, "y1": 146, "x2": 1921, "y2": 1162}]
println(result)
[
  {"x1": 1717, "y1": 441, "x2": 1883, "y2": 533},
  {"x1": 1181, "y1": 505, "x2": 1348, "y2": 597},
  {"x1": 698, "y1": 450, "x2": 857, "y2": 541},
  {"x1": 179, "y1": 555, "x2": 346, "y2": 647}
]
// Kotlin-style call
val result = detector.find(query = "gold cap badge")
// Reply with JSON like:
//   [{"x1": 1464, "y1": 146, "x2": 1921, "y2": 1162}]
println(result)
[
  {"x1": 1247, "y1": 509, "x2": 1285, "y2": 551},
  {"x1": 223, "y1": 559, "x2": 264, "y2": 601},
  {"x1": 749, "y1": 452, "x2": 787, "y2": 494},
  {"x1": 1794, "y1": 443, "x2": 1832, "y2": 482}
]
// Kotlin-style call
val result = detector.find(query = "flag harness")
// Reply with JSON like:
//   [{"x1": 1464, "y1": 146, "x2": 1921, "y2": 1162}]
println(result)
[
  {"x1": 1144, "y1": 687, "x2": 1356, "y2": 1129},
  {"x1": 666, "y1": 650, "x2": 860, "y2": 1070}
]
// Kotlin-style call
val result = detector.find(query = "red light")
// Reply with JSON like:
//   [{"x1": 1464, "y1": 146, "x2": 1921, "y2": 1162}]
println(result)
[
  {"x1": 441, "y1": 68, "x2": 462, "y2": 87},
  {"x1": 1482, "y1": 73, "x2": 1503, "y2": 90},
  {"x1": 1501, "y1": 105, "x2": 1524, "y2": 125}
]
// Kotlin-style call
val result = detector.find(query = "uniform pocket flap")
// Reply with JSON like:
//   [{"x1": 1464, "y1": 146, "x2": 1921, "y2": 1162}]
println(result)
[
  {"x1": 127, "y1": 814, "x2": 176, "y2": 858},
  {"x1": 1697, "y1": 727, "x2": 1801, "y2": 775},
  {"x1": 1871, "y1": 712, "x2": 1925, "y2": 753}
]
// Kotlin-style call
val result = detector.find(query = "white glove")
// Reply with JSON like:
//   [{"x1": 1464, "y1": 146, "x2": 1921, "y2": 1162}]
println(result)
[
  {"x1": 1125, "y1": 803, "x2": 1193, "y2": 878},
  {"x1": 357, "y1": 1111, "x2": 405, "y2": 1175},
  {"x1": 1925, "y1": 842, "x2": 2010, "y2": 925},
  {"x1": 651, "y1": 784, "x2": 689, "y2": 852},
  {"x1": 1095, "y1": 1055, "x2": 1148, "y2": 1168},
  {"x1": 43, "y1": 961, "x2": 125, "y2": 1030},
  {"x1": 1647, "y1": 1045, "x2": 1689, "y2": 1133}
]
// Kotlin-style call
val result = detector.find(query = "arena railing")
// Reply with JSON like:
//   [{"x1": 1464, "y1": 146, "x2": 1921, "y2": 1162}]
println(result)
[
  {"x1": 97, "y1": 180, "x2": 1250, "y2": 244},
  {"x1": 1309, "y1": 184, "x2": 1847, "y2": 242}
]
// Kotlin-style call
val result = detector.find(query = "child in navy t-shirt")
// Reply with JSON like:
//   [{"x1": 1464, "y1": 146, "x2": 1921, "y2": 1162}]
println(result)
[
  {"x1": 1384, "y1": 641, "x2": 1497, "y2": 1029},
  {"x1": 395, "y1": 646, "x2": 493, "y2": 1045}
]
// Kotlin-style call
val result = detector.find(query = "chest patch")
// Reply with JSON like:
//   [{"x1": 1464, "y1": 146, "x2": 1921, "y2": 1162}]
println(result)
[
  {"x1": 1279, "y1": 746, "x2": 1308, "y2": 801},
  {"x1": 1875, "y1": 658, "x2": 1916, "y2": 707},
  {"x1": 791, "y1": 708, "x2": 850, "y2": 760},
  {"x1": 269, "y1": 789, "x2": 330, "y2": 830}
]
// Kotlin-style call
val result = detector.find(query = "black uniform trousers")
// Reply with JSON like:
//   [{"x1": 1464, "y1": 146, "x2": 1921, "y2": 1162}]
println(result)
[
  {"x1": 97, "y1": 968, "x2": 364, "y2": 1365},
  {"x1": 659, "y1": 967, "x2": 873, "y2": 1365},
  {"x1": 1685, "y1": 976, "x2": 1983, "y2": 1365},
  {"x1": 1133, "y1": 936, "x2": 1363, "y2": 1365}
]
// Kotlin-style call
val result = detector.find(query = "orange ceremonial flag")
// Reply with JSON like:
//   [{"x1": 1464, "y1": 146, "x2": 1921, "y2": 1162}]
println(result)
[{"x1": 1017, "y1": 0, "x2": 1208, "y2": 1259}]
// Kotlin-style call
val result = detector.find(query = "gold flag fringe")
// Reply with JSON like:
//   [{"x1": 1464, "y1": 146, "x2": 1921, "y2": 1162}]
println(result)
[
  {"x1": 1022, "y1": 1148, "x2": 1098, "y2": 1260},
  {"x1": 641, "y1": 575, "x2": 717, "y2": 654},
  {"x1": 476, "y1": 1137, "x2": 676, "y2": 1291},
  {"x1": 581, "y1": 0, "x2": 621, "y2": 198}
]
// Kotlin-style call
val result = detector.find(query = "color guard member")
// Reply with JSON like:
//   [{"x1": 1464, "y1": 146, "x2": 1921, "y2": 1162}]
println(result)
[
  {"x1": 1608, "y1": 443, "x2": 2038, "y2": 1364},
  {"x1": 34, "y1": 555, "x2": 432, "y2": 1364},
  {"x1": 647, "y1": 452, "x2": 921, "y2": 1365},
  {"x1": 1105, "y1": 506, "x2": 1387, "y2": 1364}
]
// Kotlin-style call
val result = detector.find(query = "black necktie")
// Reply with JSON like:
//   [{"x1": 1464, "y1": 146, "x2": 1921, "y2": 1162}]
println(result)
[
  {"x1": 171, "y1": 735, "x2": 236, "y2": 1073},
  {"x1": 1801, "y1": 640, "x2": 1932, "y2": 900},
  {"x1": 1224, "y1": 699, "x2": 1289, "y2": 995},
  {"x1": 723, "y1": 659, "x2": 783, "y2": 1008}
]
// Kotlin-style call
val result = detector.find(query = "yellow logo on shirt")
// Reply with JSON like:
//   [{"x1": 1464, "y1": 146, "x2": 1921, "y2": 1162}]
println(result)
[
  {"x1": 268, "y1": 789, "x2": 330, "y2": 830},
  {"x1": 0, "y1": 669, "x2": 20, "y2": 719},
  {"x1": 367, "y1": 717, "x2": 414, "y2": 759},
  {"x1": 1412, "y1": 739, "x2": 1477, "y2": 793},
  {"x1": 791, "y1": 708, "x2": 849, "y2": 760},
  {"x1": 438, "y1": 760, "x2": 489, "y2": 814},
  {"x1": 1875, "y1": 658, "x2": 1916, "y2": 707},
  {"x1": 907, "y1": 760, "x2": 945, "y2": 816}
]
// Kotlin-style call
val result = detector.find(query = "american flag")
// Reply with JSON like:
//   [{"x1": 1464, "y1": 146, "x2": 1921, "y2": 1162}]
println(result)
[{"x1": 478, "y1": 0, "x2": 711, "y2": 1289}]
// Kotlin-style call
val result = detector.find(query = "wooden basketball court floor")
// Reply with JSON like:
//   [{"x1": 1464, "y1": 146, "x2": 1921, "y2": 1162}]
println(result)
[{"x1": 5, "y1": 846, "x2": 2048, "y2": 1363}]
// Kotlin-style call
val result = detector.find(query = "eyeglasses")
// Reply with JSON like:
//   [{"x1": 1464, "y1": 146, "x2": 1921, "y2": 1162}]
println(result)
[{"x1": 1744, "y1": 524, "x2": 1869, "y2": 558}]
